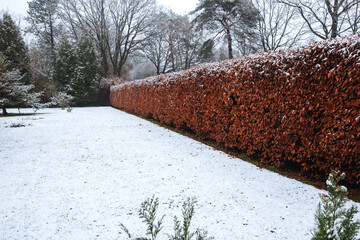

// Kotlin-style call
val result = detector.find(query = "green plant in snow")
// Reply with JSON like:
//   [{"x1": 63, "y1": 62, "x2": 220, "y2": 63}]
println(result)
[
  {"x1": 312, "y1": 170, "x2": 360, "y2": 240},
  {"x1": 121, "y1": 195, "x2": 165, "y2": 240},
  {"x1": 169, "y1": 197, "x2": 213, "y2": 240},
  {"x1": 120, "y1": 196, "x2": 213, "y2": 240}
]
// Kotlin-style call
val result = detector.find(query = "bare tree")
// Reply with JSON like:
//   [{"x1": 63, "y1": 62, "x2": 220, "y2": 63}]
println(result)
[
  {"x1": 279, "y1": 0, "x2": 360, "y2": 39},
  {"x1": 141, "y1": 11, "x2": 171, "y2": 75},
  {"x1": 345, "y1": 1, "x2": 360, "y2": 33},
  {"x1": 170, "y1": 15, "x2": 203, "y2": 70},
  {"x1": 106, "y1": 0, "x2": 155, "y2": 77},
  {"x1": 59, "y1": 0, "x2": 156, "y2": 77},
  {"x1": 144, "y1": 12, "x2": 203, "y2": 73},
  {"x1": 27, "y1": 0, "x2": 60, "y2": 52},
  {"x1": 254, "y1": 0, "x2": 305, "y2": 52},
  {"x1": 60, "y1": 0, "x2": 110, "y2": 76}
]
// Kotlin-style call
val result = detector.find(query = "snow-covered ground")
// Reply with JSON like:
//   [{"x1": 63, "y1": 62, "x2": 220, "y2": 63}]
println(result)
[{"x1": 0, "y1": 107, "x2": 359, "y2": 240}]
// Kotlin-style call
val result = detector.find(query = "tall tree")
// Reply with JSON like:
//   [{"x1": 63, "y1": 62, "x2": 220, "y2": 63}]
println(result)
[
  {"x1": 60, "y1": 0, "x2": 156, "y2": 78},
  {"x1": 53, "y1": 33, "x2": 101, "y2": 106},
  {"x1": 346, "y1": 1, "x2": 360, "y2": 34},
  {"x1": 0, "y1": 13, "x2": 29, "y2": 82},
  {"x1": 191, "y1": 0, "x2": 260, "y2": 59},
  {"x1": 26, "y1": 0, "x2": 60, "y2": 52},
  {"x1": 26, "y1": 0, "x2": 60, "y2": 100},
  {"x1": 279, "y1": 0, "x2": 360, "y2": 39},
  {"x1": 254, "y1": 0, "x2": 304, "y2": 52},
  {"x1": 59, "y1": 0, "x2": 109, "y2": 77},
  {"x1": 175, "y1": 16, "x2": 203, "y2": 70},
  {"x1": 197, "y1": 39, "x2": 215, "y2": 63},
  {"x1": 0, "y1": 14, "x2": 41, "y2": 114},
  {"x1": 141, "y1": 11, "x2": 171, "y2": 75},
  {"x1": 53, "y1": 35, "x2": 77, "y2": 91},
  {"x1": 69, "y1": 33, "x2": 101, "y2": 105}
]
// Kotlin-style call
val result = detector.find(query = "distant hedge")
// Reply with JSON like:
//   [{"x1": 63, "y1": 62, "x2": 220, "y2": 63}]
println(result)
[{"x1": 111, "y1": 35, "x2": 360, "y2": 184}]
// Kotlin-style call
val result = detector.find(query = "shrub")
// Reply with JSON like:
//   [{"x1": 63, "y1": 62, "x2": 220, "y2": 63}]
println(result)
[
  {"x1": 120, "y1": 196, "x2": 212, "y2": 240},
  {"x1": 111, "y1": 35, "x2": 360, "y2": 184},
  {"x1": 169, "y1": 197, "x2": 213, "y2": 240},
  {"x1": 312, "y1": 170, "x2": 360, "y2": 240}
]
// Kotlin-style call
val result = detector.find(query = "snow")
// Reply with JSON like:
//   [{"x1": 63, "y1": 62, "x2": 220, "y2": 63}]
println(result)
[{"x1": 0, "y1": 107, "x2": 359, "y2": 240}]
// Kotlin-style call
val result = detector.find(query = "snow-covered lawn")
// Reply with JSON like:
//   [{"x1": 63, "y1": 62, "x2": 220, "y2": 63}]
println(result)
[{"x1": 0, "y1": 107, "x2": 359, "y2": 240}]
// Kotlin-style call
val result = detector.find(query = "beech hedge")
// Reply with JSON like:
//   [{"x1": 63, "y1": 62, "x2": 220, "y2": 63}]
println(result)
[{"x1": 111, "y1": 35, "x2": 360, "y2": 184}]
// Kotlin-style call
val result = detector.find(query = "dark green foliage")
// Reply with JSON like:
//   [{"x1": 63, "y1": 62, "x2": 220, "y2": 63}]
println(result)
[
  {"x1": 69, "y1": 34, "x2": 101, "y2": 106},
  {"x1": 53, "y1": 33, "x2": 101, "y2": 106},
  {"x1": 53, "y1": 36, "x2": 76, "y2": 91},
  {"x1": 0, "y1": 13, "x2": 29, "y2": 83},
  {"x1": 312, "y1": 170, "x2": 360, "y2": 240},
  {"x1": 192, "y1": 0, "x2": 259, "y2": 30},
  {"x1": 0, "y1": 13, "x2": 42, "y2": 114},
  {"x1": 198, "y1": 39, "x2": 215, "y2": 63},
  {"x1": 191, "y1": 0, "x2": 260, "y2": 59}
]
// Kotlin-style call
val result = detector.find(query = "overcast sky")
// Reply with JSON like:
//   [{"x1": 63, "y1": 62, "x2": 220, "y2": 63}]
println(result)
[
  {"x1": 0, "y1": 0, "x2": 199, "y2": 17},
  {"x1": 157, "y1": 0, "x2": 199, "y2": 14}
]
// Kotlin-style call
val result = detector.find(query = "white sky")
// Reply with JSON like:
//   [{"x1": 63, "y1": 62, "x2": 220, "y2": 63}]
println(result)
[
  {"x1": 0, "y1": 0, "x2": 28, "y2": 17},
  {"x1": 0, "y1": 0, "x2": 199, "y2": 17},
  {"x1": 157, "y1": 0, "x2": 199, "y2": 14}
]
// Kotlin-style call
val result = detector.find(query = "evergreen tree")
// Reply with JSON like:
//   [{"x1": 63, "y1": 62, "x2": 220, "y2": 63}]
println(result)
[
  {"x1": 0, "y1": 13, "x2": 29, "y2": 83},
  {"x1": 0, "y1": 13, "x2": 41, "y2": 115},
  {"x1": 69, "y1": 34, "x2": 101, "y2": 106},
  {"x1": 312, "y1": 170, "x2": 360, "y2": 240},
  {"x1": 50, "y1": 91, "x2": 73, "y2": 109},
  {"x1": 198, "y1": 39, "x2": 215, "y2": 63},
  {"x1": 191, "y1": 0, "x2": 260, "y2": 59},
  {"x1": 54, "y1": 34, "x2": 101, "y2": 106},
  {"x1": 53, "y1": 36, "x2": 76, "y2": 91},
  {"x1": 0, "y1": 68, "x2": 41, "y2": 115}
]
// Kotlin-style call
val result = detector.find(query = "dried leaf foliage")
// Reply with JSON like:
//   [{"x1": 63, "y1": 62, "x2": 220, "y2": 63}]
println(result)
[{"x1": 111, "y1": 35, "x2": 360, "y2": 184}]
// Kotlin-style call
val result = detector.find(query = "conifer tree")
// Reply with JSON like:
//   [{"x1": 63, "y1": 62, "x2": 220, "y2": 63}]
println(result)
[
  {"x1": 54, "y1": 33, "x2": 101, "y2": 106},
  {"x1": 312, "y1": 170, "x2": 360, "y2": 240},
  {"x1": 191, "y1": 0, "x2": 260, "y2": 59},
  {"x1": 0, "y1": 13, "x2": 42, "y2": 115},
  {"x1": 69, "y1": 33, "x2": 101, "y2": 106},
  {"x1": 0, "y1": 13, "x2": 29, "y2": 83},
  {"x1": 198, "y1": 39, "x2": 215, "y2": 63},
  {"x1": 0, "y1": 68, "x2": 41, "y2": 115},
  {"x1": 53, "y1": 36, "x2": 76, "y2": 91}
]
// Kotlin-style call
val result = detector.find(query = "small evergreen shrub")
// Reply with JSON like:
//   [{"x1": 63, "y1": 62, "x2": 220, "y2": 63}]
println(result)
[
  {"x1": 120, "y1": 196, "x2": 212, "y2": 240},
  {"x1": 169, "y1": 197, "x2": 213, "y2": 240},
  {"x1": 120, "y1": 195, "x2": 164, "y2": 240},
  {"x1": 312, "y1": 170, "x2": 360, "y2": 240}
]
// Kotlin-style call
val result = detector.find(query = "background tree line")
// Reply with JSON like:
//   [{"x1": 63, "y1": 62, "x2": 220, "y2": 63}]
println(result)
[{"x1": 1, "y1": 0, "x2": 359, "y2": 109}]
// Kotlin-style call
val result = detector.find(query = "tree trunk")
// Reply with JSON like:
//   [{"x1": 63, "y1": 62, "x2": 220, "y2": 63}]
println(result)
[
  {"x1": 330, "y1": 0, "x2": 339, "y2": 38},
  {"x1": 100, "y1": 47, "x2": 109, "y2": 78},
  {"x1": 169, "y1": 35, "x2": 176, "y2": 72},
  {"x1": 226, "y1": 28, "x2": 233, "y2": 59},
  {"x1": 49, "y1": 14, "x2": 55, "y2": 51},
  {"x1": 2, "y1": 107, "x2": 8, "y2": 115}
]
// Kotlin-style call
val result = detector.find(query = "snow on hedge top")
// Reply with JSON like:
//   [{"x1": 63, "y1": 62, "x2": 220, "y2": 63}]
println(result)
[{"x1": 111, "y1": 34, "x2": 360, "y2": 91}]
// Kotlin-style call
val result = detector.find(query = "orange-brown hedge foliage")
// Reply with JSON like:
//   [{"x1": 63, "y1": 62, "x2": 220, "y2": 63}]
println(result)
[{"x1": 111, "y1": 35, "x2": 360, "y2": 184}]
